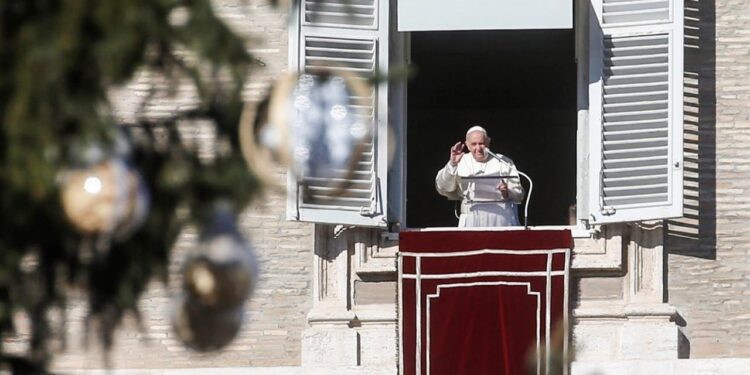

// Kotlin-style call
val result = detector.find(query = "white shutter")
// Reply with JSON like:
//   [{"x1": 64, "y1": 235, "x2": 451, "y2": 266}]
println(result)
[
  {"x1": 601, "y1": 0, "x2": 670, "y2": 25},
  {"x1": 587, "y1": 0, "x2": 683, "y2": 224},
  {"x1": 287, "y1": 0, "x2": 393, "y2": 227},
  {"x1": 304, "y1": 0, "x2": 378, "y2": 29}
]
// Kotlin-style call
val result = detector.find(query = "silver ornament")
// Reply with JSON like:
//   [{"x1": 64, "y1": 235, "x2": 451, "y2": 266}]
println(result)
[
  {"x1": 255, "y1": 71, "x2": 372, "y2": 193},
  {"x1": 182, "y1": 203, "x2": 258, "y2": 310}
]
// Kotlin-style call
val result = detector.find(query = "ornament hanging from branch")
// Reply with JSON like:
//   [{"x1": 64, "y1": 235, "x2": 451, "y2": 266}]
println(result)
[
  {"x1": 172, "y1": 201, "x2": 258, "y2": 352},
  {"x1": 240, "y1": 69, "x2": 373, "y2": 195},
  {"x1": 182, "y1": 221, "x2": 258, "y2": 310},
  {"x1": 59, "y1": 138, "x2": 150, "y2": 239},
  {"x1": 172, "y1": 295, "x2": 245, "y2": 352}
]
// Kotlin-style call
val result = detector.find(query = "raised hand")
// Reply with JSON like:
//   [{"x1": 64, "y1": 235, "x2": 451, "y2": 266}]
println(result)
[{"x1": 450, "y1": 141, "x2": 465, "y2": 166}]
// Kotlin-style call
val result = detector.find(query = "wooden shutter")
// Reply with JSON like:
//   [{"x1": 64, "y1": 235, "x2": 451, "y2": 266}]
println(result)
[
  {"x1": 586, "y1": 0, "x2": 683, "y2": 224},
  {"x1": 287, "y1": 0, "x2": 392, "y2": 227}
]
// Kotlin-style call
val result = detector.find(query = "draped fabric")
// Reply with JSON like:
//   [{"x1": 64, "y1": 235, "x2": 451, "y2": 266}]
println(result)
[{"x1": 399, "y1": 230, "x2": 572, "y2": 375}]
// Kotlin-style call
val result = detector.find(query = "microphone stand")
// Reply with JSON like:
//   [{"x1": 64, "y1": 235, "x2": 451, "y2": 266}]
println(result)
[{"x1": 485, "y1": 149, "x2": 533, "y2": 229}]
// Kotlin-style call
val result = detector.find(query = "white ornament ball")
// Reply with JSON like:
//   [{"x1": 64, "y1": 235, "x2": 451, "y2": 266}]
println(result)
[{"x1": 183, "y1": 206, "x2": 258, "y2": 310}]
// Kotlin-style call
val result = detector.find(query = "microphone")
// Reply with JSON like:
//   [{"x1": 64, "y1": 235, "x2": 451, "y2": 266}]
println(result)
[
  {"x1": 484, "y1": 148, "x2": 533, "y2": 229},
  {"x1": 483, "y1": 148, "x2": 501, "y2": 162}
]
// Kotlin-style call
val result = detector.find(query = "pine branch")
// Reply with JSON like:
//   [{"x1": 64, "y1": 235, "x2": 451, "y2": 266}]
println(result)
[{"x1": 0, "y1": 0, "x2": 269, "y2": 368}]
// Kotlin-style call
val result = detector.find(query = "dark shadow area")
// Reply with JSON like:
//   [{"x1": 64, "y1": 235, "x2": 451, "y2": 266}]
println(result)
[
  {"x1": 678, "y1": 329, "x2": 691, "y2": 358},
  {"x1": 406, "y1": 30, "x2": 577, "y2": 228},
  {"x1": 665, "y1": 0, "x2": 717, "y2": 261}
]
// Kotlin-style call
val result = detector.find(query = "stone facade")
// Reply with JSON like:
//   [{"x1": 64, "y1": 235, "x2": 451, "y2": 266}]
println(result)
[
  {"x1": 4, "y1": 0, "x2": 750, "y2": 372},
  {"x1": 571, "y1": 0, "x2": 750, "y2": 367},
  {"x1": 666, "y1": 0, "x2": 750, "y2": 358}
]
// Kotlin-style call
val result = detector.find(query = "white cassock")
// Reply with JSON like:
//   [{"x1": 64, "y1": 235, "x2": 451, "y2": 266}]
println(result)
[{"x1": 435, "y1": 151, "x2": 525, "y2": 227}]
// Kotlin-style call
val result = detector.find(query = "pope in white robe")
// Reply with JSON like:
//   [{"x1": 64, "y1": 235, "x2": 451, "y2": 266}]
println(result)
[{"x1": 435, "y1": 126, "x2": 525, "y2": 227}]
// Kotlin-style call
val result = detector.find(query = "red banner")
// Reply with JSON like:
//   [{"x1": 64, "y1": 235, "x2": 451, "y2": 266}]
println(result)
[{"x1": 399, "y1": 230, "x2": 572, "y2": 375}]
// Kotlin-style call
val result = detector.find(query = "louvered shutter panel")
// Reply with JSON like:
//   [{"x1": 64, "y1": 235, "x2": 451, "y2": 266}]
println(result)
[
  {"x1": 287, "y1": 0, "x2": 391, "y2": 227},
  {"x1": 587, "y1": 0, "x2": 683, "y2": 224},
  {"x1": 304, "y1": 0, "x2": 377, "y2": 29},
  {"x1": 601, "y1": 0, "x2": 670, "y2": 25}
]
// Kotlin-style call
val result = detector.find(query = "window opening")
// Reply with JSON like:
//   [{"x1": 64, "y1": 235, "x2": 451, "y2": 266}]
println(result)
[{"x1": 406, "y1": 30, "x2": 577, "y2": 228}]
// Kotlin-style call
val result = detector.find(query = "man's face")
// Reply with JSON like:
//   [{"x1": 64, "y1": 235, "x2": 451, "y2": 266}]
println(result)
[{"x1": 465, "y1": 131, "x2": 489, "y2": 162}]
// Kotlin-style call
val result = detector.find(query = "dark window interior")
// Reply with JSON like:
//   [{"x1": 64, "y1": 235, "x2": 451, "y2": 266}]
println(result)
[{"x1": 406, "y1": 30, "x2": 577, "y2": 228}]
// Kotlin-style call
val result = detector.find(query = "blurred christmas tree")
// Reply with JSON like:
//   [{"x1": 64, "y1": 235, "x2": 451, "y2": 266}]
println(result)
[{"x1": 0, "y1": 0, "x2": 276, "y2": 371}]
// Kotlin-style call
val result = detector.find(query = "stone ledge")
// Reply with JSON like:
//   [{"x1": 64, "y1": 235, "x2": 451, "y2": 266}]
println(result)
[
  {"x1": 61, "y1": 367, "x2": 395, "y2": 375},
  {"x1": 353, "y1": 304, "x2": 397, "y2": 325},
  {"x1": 572, "y1": 359, "x2": 750, "y2": 375},
  {"x1": 306, "y1": 303, "x2": 356, "y2": 326},
  {"x1": 573, "y1": 302, "x2": 680, "y2": 320}
]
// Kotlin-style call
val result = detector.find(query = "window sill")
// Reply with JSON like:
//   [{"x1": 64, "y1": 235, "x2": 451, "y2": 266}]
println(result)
[{"x1": 397, "y1": 225, "x2": 595, "y2": 239}]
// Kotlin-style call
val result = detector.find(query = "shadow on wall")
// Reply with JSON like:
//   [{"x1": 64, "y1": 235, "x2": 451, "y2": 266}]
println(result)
[{"x1": 665, "y1": 0, "x2": 717, "y2": 261}]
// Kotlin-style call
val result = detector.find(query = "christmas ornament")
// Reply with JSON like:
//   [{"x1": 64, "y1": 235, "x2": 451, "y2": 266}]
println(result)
[
  {"x1": 243, "y1": 70, "x2": 373, "y2": 193},
  {"x1": 59, "y1": 156, "x2": 149, "y2": 237},
  {"x1": 172, "y1": 202, "x2": 258, "y2": 351},
  {"x1": 171, "y1": 295, "x2": 244, "y2": 352},
  {"x1": 239, "y1": 96, "x2": 279, "y2": 188},
  {"x1": 182, "y1": 202, "x2": 257, "y2": 310},
  {"x1": 182, "y1": 237, "x2": 257, "y2": 310}
]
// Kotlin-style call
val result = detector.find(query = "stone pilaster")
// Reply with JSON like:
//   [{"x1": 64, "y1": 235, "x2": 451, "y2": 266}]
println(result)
[
  {"x1": 573, "y1": 222, "x2": 682, "y2": 361},
  {"x1": 301, "y1": 226, "x2": 398, "y2": 369},
  {"x1": 301, "y1": 225, "x2": 358, "y2": 366},
  {"x1": 621, "y1": 222, "x2": 680, "y2": 359}
]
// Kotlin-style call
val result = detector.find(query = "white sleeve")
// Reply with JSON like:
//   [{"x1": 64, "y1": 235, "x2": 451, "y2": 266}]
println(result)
[
  {"x1": 435, "y1": 161, "x2": 462, "y2": 200},
  {"x1": 506, "y1": 160, "x2": 525, "y2": 204}
]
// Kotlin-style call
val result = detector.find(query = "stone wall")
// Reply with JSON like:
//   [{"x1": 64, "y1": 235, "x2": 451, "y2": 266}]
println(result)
[
  {"x1": 5, "y1": 0, "x2": 749, "y2": 369},
  {"x1": 666, "y1": 0, "x2": 750, "y2": 358}
]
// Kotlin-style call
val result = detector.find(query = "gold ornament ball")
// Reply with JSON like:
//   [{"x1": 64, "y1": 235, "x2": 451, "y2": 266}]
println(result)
[{"x1": 60, "y1": 159, "x2": 148, "y2": 235}]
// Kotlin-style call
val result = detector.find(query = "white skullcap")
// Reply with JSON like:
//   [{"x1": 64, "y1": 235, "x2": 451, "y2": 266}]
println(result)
[{"x1": 465, "y1": 125, "x2": 487, "y2": 138}]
